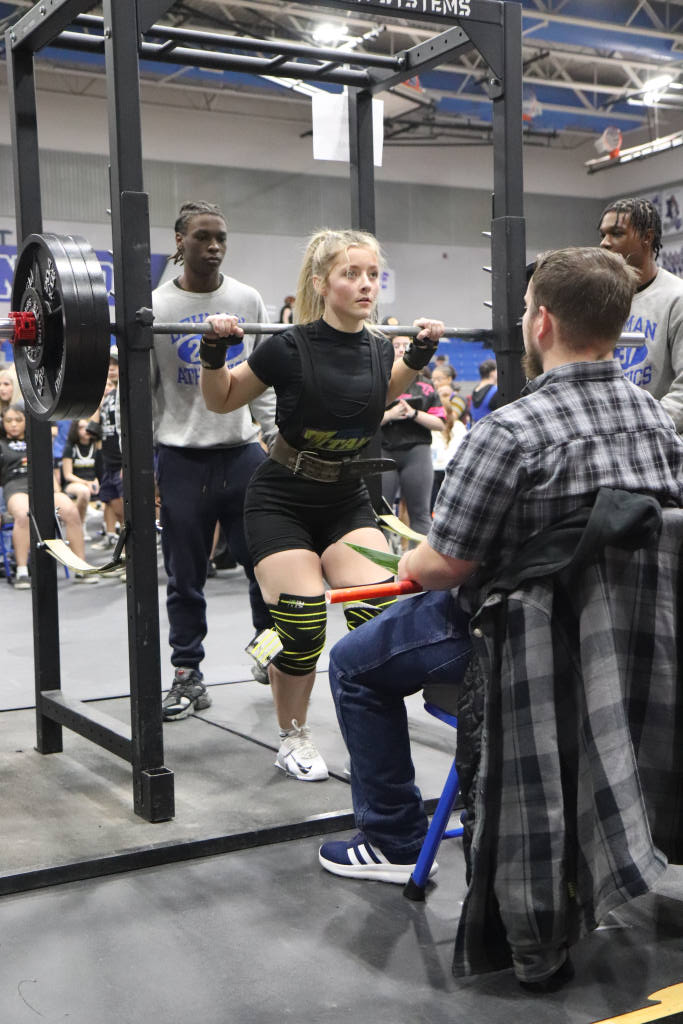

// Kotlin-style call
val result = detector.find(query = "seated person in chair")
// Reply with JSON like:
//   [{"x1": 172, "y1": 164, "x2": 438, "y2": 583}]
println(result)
[
  {"x1": 0, "y1": 405, "x2": 97, "y2": 588},
  {"x1": 318, "y1": 247, "x2": 683, "y2": 984}
]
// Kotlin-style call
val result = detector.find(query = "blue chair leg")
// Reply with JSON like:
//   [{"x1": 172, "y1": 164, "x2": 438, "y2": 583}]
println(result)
[
  {"x1": 403, "y1": 758, "x2": 463, "y2": 901},
  {"x1": 0, "y1": 522, "x2": 14, "y2": 581}
]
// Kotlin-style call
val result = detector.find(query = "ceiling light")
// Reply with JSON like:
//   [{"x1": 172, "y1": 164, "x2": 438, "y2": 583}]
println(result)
[
  {"x1": 626, "y1": 74, "x2": 676, "y2": 106},
  {"x1": 312, "y1": 22, "x2": 349, "y2": 46},
  {"x1": 645, "y1": 73, "x2": 674, "y2": 92},
  {"x1": 627, "y1": 94, "x2": 665, "y2": 107}
]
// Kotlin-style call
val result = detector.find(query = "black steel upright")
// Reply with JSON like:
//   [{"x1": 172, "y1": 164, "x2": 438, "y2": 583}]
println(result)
[
  {"x1": 103, "y1": 0, "x2": 173, "y2": 822},
  {"x1": 5, "y1": 39, "x2": 63, "y2": 756},
  {"x1": 348, "y1": 87, "x2": 383, "y2": 506},
  {"x1": 330, "y1": 0, "x2": 527, "y2": 405},
  {"x1": 5, "y1": 0, "x2": 173, "y2": 822},
  {"x1": 489, "y1": 1, "x2": 526, "y2": 404},
  {"x1": 348, "y1": 88, "x2": 377, "y2": 235}
]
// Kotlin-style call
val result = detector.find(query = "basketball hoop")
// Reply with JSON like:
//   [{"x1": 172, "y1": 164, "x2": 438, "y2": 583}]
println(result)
[
  {"x1": 522, "y1": 91, "x2": 542, "y2": 123},
  {"x1": 595, "y1": 126, "x2": 623, "y2": 159}
]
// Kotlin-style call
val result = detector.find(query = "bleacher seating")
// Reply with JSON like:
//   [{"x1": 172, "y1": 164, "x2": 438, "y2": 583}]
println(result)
[{"x1": 436, "y1": 339, "x2": 496, "y2": 383}]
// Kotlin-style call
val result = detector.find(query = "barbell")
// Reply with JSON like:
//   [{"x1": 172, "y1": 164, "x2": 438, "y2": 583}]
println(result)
[
  {"x1": 1, "y1": 232, "x2": 647, "y2": 423},
  {"x1": 139, "y1": 313, "x2": 493, "y2": 341}
]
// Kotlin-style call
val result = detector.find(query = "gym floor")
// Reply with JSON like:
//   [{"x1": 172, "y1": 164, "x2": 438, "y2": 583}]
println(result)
[{"x1": 1, "y1": 527, "x2": 682, "y2": 1024}]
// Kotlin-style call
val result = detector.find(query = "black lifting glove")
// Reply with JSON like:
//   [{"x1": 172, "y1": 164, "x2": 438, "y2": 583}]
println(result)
[
  {"x1": 199, "y1": 335, "x2": 230, "y2": 370},
  {"x1": 402, "y1": 334, "x2": 439, "y2": 371}
]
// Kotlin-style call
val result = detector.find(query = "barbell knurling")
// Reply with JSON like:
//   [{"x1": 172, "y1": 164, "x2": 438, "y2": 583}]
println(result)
[{"x1": 148, "y1": 320, "x2": 492, "y2": 339}]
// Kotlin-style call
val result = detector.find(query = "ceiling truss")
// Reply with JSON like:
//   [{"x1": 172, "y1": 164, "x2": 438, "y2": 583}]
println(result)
[{"x1": 2, "y1": 0, "x2": 683, "y2": 148}]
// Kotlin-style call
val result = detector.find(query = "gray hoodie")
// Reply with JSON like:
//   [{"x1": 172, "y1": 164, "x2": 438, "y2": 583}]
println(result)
[
  {"x1": 150, "y1": 275, "x2": 277, "y2": 448},
  {"x1": 616, "y1": 266, "x2": 683, "y2": 432}
]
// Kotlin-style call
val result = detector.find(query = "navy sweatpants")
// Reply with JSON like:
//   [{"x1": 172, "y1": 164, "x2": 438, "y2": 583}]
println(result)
[{"x1": 157, "y1": 443, "x2": 270, "y2": 669}]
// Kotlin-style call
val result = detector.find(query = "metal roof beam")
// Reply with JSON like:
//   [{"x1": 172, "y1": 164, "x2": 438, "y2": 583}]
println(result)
[
  {"x1": 535, "y1": 47, "x2": 682, "y2": 76},
  {"x1": 625, "y1": 0, "x2": 665, "y2": 29},
  {"x1": 523, "y1": 7, "x2": 683, "y2": 47},
  {"x1": 198, "y1": 0, "x2": 683, "y2": 47},
  {"x1": 433, "y1": 86, "x2": 646, "y2": 124}
]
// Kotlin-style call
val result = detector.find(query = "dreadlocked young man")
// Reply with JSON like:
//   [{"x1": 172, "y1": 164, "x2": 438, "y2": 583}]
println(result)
[
  {"x1": 598, "y1": 196, "x2": 683, "y2": 431},
  {"x1": 151, "y1": 200, "x2": 277, "y2": 721}
]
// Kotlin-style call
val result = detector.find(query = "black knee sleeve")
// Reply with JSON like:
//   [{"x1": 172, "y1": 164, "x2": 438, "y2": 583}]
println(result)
[
  {"x1": 267, "y1": 593, "x2": 327, "y2": 676},
  {"x1": 343, "y1": 581, "x2": 397, "y2": 631}
]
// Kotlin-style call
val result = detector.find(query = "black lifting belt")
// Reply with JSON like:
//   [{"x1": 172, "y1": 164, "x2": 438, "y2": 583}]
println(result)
[{"x1": 269, "y1": 433, "x2": 395, "y2": 483}]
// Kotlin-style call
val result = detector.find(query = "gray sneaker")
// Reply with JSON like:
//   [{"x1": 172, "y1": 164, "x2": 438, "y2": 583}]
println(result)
[
  {"x1": 251, "y1": 661, "x2": 270, "y2": 685},
  {"x1": 162, "y1": 668, "x2": 211, "y2": 721}
]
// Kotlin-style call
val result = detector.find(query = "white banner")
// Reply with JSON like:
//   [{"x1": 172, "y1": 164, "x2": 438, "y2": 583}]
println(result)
[{"x1": 312, "y1": 91, "x2": 384, "y2": 166}]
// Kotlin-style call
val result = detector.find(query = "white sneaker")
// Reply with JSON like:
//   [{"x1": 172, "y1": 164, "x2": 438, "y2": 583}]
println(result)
[
  {"x1": 275, "y1": 720, "x2": 329, "y2": 782},
  {"x1": 73, "y1": 571, "x2": 100, "y2": 584},
  {"x1": 92, "y1": 533, "x2": 117, "y2": 550}
]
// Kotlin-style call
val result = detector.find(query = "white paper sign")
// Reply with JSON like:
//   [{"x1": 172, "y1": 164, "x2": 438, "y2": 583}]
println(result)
[{"x1": 312, "y1": 91, "x2": 384, "y2": 166}]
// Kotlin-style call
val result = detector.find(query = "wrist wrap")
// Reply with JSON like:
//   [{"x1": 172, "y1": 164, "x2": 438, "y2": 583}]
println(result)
[
  {"x1": 199, "y1": 336, "x2": 229, "y2": 369},
  {"x1": 402, "y1": 337, "x2": 438, "y2": 370}
]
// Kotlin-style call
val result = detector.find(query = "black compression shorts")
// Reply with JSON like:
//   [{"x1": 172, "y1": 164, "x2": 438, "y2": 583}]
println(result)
[
  {"x1": 2, "y1": 477, "x2": 29, "y2": 502},
  {"x1": 244, "y1": 458, "x2": 378, "y2": 564}
]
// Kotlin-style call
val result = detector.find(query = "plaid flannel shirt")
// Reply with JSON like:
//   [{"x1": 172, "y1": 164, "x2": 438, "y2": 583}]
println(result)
[
  {"x1": 430, "y1": 360, "x2": 683, "y2": 573},
  {"x1": 452, "y1": 507, "x2": 683, "y2": 982}
]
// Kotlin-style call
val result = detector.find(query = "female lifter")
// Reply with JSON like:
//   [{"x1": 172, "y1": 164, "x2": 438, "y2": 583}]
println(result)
[{"x1": 202, "y1": 229, "x2": 444, "y2": 781}]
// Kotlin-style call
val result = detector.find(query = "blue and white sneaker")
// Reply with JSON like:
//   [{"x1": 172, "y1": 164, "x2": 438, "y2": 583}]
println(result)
[{"x1": 318, "y1": 832, "x2": 438, "y2": 884}]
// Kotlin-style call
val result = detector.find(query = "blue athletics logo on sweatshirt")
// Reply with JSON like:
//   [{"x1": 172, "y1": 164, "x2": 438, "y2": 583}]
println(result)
[
  {"x1": 171, "y1": 314, "x2": 246, "y2": 383},
  {"x1": 614, "y1": 343, "x2": 652, "y2": 387}
]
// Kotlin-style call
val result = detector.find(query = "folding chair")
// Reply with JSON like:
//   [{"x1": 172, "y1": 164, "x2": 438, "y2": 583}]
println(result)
[{"x1": 403, "y1": 684, "x2": 464, "y2": 902}]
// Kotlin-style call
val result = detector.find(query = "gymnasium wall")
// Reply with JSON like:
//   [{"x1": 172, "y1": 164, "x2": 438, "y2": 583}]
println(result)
[
  {"x1": 1, "y1": 74, "x2": 682, "y2": 330},
  {"x1": 0, "y1": 144, "x2": 604, "y2": 328}
]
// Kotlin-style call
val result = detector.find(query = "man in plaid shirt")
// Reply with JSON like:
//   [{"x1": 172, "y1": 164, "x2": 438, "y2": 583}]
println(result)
[{"x1": 319, "y1": 247, "x2": 683, "y2": 982}]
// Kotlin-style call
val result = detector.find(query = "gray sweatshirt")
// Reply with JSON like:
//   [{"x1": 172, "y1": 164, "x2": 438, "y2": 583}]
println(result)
[
  {"x1": 616, "y1": 266, "x2": 683, "y2": 432},
  {"x1": 151, "y1": 275, "x2": 277, "y2": 448}
]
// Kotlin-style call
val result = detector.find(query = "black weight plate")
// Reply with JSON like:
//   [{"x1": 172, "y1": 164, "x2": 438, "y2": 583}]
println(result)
[
  {"x1": 46, "y1": 233, "x2": 110, "y2": 419},
  {"x1": 12, "y1": 233, "x2": 78, "y2": 421},
  {"x1": 47, "y1": 234, "x2": 97, "y2": 419},
  {"x1": 11, "y1": 233, "x2": 110, "y2": 421},
  {"x1": 57, "y1": 234, "x2": 111, "y2": 418}
]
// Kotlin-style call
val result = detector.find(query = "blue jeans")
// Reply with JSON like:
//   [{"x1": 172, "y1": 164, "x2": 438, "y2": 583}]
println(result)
[
  {"x1": 157, "y1": 443, "x2": 270, "y2": 669},
  {"x1": 328, "y1": 589, "x2": 472, "y2": 857}
]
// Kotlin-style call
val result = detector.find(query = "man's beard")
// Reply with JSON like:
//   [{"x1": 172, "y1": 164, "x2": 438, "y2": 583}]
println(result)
[{"x1": 522, "y1": 348, "x2": 544, "y2": 380}]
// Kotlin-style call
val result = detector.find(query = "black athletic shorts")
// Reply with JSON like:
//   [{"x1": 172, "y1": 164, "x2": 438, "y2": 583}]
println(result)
[
  {"x1": 2, "y1": 477, "x2": 29, "y2": 502},
  {"x1": 98, "y1": 464, "x2": 123, "y2": 503},
  {"x1": 244, "y1": 458, "x2": 378, "y2": 564}
]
